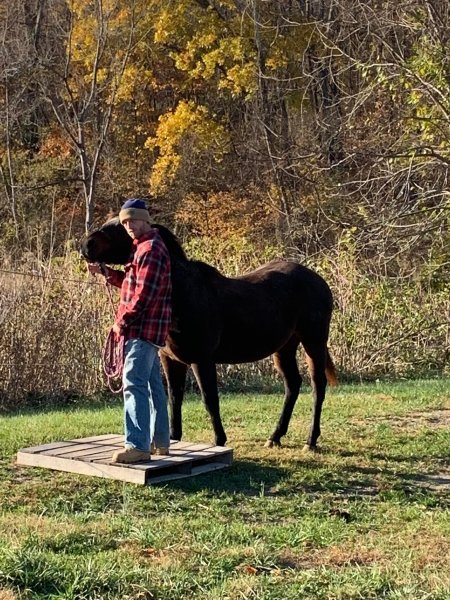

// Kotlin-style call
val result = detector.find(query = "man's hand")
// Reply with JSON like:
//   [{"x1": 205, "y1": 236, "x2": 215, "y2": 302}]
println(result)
[
  {"x1": 112, "y1": 322, "x2": 123, "y2": 337},
  {"x1": 88, "y1": 263, "x2": 106, "y2": 277}
]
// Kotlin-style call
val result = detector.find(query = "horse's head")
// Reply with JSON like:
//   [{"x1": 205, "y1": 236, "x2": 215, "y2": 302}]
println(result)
[
  {"x1": 81, "y1": 217, "x2": 188, "y2": 266},
  {"x1": 80, "y1": 217, "x2": 132, "y2": 265}
]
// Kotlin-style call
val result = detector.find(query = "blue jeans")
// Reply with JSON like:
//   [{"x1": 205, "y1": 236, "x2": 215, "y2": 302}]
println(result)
[{"x1": 122, "y1": 338, "x2": 170, "y2": 451}]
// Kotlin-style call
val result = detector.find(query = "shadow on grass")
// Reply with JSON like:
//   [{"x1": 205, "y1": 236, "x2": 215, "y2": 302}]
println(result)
[
  {"x1": 166, "y1": 458, "x2": 295, "y2": 496},
  {"x1": 162, "y1": 455, "x2": 450, "y2": 510},
  {"x1": 337, "y1": 447, "x2": 450, "y2": 464}
]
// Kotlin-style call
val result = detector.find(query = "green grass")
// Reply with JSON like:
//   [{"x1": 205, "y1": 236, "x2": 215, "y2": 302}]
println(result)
[{"x1": 1, "y1": 379, "x2": 449, "y2": 599}]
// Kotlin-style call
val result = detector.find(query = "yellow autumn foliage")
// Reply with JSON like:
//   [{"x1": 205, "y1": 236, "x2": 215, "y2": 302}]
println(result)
[
  {"x1": 146, "y1": 101, "x2": 230, "y2": 194},
  {"x1": 153, "y1": 0, "x2": 257, "y2": 97},
  {"x1": 175, "y1": 190, "x2": 275, "y2": 241},
  {"x1": 67, "y1": 0, "x2": 143, "y2": 95}
]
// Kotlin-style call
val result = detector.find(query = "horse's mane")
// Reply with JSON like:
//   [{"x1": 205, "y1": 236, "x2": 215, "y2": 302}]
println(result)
[
  {"x1": 152, "y1": 224, "x2": 188, "y2": 263},
  {"x1": 153, "y1": 225, "x2": 224, "y2": 280}
]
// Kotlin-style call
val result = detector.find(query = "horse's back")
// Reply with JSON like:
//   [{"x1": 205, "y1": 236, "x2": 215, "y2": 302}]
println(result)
[
  {"x1": 239, "y1": 259, "x2": 333, "y2": 311},
  {"x1": 208, "y1": 259, "x2": 333, "y2": 363}
]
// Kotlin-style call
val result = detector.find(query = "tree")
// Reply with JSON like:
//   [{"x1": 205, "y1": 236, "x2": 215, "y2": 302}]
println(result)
[
  {"x1": 0, "y1": 0, "x2": 41, "y2": 239},
  {"x1": 34, "y1": 0, "x2": 142, "y2": 231},
  {"x1": 310, "y1": 0, "x2": 450, "y2": 273}
]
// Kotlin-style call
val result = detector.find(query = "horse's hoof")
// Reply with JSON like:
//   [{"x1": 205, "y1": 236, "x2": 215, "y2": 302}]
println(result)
[
  {"x1": 302, "y1": 444, "x2": 319, "y2": 453},
  {"x1": 264, "y1": 439, "x2": 281, "y2": 448}
]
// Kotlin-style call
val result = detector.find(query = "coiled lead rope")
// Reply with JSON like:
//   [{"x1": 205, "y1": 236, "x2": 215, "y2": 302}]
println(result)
[
  {"x1": 98, "y1": 263, "x2": 124, "y2": 394},
  {"x1": 102, "y1": 328, "x2": 124, "y2": 394}
]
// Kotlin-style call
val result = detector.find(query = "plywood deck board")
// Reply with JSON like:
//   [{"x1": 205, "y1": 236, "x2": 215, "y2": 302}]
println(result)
[{"x1": 16, "y1": 436, "x2": 233, "y2": 485}]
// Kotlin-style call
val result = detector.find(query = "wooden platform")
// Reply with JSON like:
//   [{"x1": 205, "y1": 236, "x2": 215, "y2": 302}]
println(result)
[{"x1": 16, "y1": 435, "x2": 233, "y2": 485}]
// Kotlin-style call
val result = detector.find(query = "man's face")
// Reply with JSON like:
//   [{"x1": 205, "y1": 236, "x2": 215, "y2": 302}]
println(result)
[{"x1": 122, "y1": 218, "x2": 148, "y2": 240}]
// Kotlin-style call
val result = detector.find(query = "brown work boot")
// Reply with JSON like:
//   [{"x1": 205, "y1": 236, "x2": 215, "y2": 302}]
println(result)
[
  {"x1": 151, "y1": 443, "x2": 170, "y2": 456},
  {"x1": 111, "y1": 448, "x2": 151, "y2": 464},
  {"x1": 154, "y1": 447, "x2": 170, "y2": 456}
]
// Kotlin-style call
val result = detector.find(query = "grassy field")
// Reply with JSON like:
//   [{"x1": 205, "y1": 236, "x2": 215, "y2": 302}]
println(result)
[{"x1": 0, "y1": 379, "x2": 449, "y2": 600}]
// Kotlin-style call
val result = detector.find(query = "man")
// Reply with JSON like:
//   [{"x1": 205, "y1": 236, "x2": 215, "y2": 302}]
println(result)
[{"x1": 88, "y1": 198, "x2": 172, "y2": 464}]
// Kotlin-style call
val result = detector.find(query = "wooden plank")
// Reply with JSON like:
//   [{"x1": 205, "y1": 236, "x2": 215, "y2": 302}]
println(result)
[
  {"x1": 180, "y1": 443, "x2": 215, "y2": 451},
  {"x1": 192, "y1": 462, "x2": 233, "y2": 476},
  {"x1": 90, "y1": 455, "x2": 194, "y2": 470},
  {"x1": 42, "y1": 443, "x2": 120, "y2": 458},
  {"x1": 167, "y1": 441, "x2": 212, "y2": 450},
  {"x1": 72, "y1": 434, "x2": 124, "y2": 444},
  {"x1": 19, "y1": 441, "x2": 77, "y2": 454},
  {"x1": 16, "y1": 450, "x2": 147, "y2": 485},
  {"x1": 146, "y1": 460, "x2": 194, "y2": 482},
  {"x1": 206, "y1": 447, "x2": 233, "y2": 465},
  {"x1": 207, "y1": 445, "x2": 233, "y2": 454},
  {"x1": 82, "y1": 450, "x2": 123, "y2": 462},
  {"x1": 45, "y1": 444, "x2": 125, "y2": 459},
  {"x1": 147, "y1": 461, "x2": 231, "y2": 484},
  {"x1": 180, "y1": 449, "x2": 233, "y2": 468},
  {"x1": 53, "y1": 449, "x2": 118, "y2": 460},
  {"x1": 181, "y1": 449, "x2": 216, "y2": 457},
  {"x1": 166, "y1": 441, "x2": 195, "y2": 449},
  {"x1": 19, "y1": 436, "x2": 123, "y2": 455}
]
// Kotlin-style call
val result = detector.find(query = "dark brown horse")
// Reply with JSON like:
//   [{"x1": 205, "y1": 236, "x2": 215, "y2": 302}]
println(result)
[{"x1": 81, "y1": 218, "x2": 337, "y2": 450}]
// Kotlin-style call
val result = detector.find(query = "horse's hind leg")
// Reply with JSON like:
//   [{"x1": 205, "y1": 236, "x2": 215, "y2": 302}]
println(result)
[
  {"x1": 265, "y1": 336, "x2": 302, "y2": 448},
  {"x1": 160, "y1": 354, "x2": 188, "y2": 441},
  {"x1": 302, "y1": 339, "x2": 328, "y2": 451}
]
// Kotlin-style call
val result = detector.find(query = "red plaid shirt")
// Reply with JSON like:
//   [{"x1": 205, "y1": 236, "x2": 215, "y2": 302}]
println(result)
[{"x1": 106, "y1": 229, "x2": 172, "y2": 347}]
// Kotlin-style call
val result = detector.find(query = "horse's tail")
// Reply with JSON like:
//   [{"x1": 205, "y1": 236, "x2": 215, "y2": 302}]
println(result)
[
  {"x1": 325, "y1": 348, "x2": 338, "y2": 386},
  {"x1": 305, "y1": 347, "x2": 338, "y2": 386}
]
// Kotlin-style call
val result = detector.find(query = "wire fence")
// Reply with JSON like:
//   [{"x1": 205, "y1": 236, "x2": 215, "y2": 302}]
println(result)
[{"x1": 1, "y1": 259, "x2": 449, "y2": 410}]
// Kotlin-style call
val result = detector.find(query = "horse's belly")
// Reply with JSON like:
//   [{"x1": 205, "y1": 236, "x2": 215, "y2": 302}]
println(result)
[
  {"x1": 214, "y1": 350, "x2": 271, "y2": 364},
  {"x1": 167, "y1": 311, "x2": 298, "y2": 365},
  {"x1": 164, "y1": 329, "x2": 221, "y2": 365}
]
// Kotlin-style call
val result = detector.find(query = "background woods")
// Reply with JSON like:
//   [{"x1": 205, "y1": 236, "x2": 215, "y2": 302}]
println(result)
[{"x1": 0, "y1": 0, "x2": 449, "y2": 405}]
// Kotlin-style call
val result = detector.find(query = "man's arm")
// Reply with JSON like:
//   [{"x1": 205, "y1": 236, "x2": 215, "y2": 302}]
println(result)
[{"x1": 88, "y1": 263, "x2": 124, "y2": 288}]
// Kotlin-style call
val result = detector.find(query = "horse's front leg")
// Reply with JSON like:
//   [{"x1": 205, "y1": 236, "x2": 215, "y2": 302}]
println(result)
[
  {"x1": 160, "y1": 353, "x2": 188, "y2": 441},
  {"x1": 191, "y1": 362, "x2": 227, "y2": 446}
]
